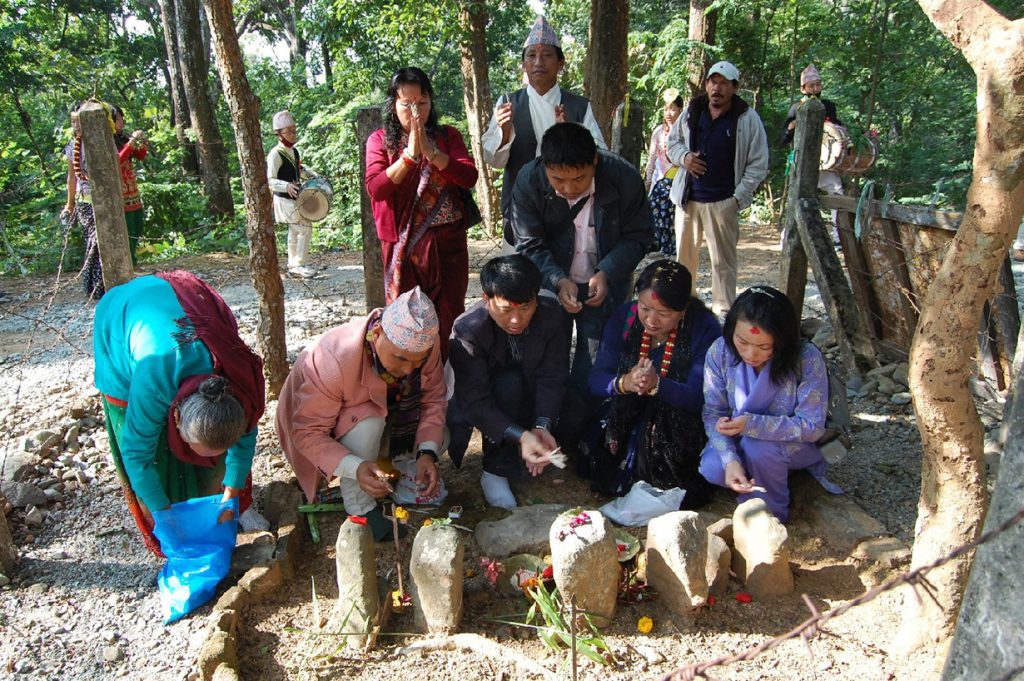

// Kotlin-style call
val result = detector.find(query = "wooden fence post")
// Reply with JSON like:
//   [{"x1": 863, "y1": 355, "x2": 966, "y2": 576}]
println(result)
[
  {"x1": 777, "y1": 98, "x2": 824, "y2": 313},
  {"x1": 795, "y1": 199, "x2": 877, "y2": 375},
  {"x1": 79, "y1": 102, "x2": 133, "y2": 291},
  {"x1": 356, "y1": 107, "x2": 385, "y2": 312}
]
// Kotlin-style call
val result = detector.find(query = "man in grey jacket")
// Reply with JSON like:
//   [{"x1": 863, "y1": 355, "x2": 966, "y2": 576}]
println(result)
[
  {"x1": 512, "y1": 122, "x2": 652, "y2": 441},
  {"x1": 667, "y1": 61, "x2": 769, "y2": 316}
]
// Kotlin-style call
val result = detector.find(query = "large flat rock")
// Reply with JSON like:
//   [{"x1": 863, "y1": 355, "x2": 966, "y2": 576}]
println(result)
[{"x1": 475, "y1": 504, "x2": 568, "y2": 558}]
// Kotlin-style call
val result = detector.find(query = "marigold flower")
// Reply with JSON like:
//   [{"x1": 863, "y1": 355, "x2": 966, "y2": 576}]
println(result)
[
  {"x1": 422, "y1": 518, "x2": 433, "y2": 527},
  {"x1": 637, "y1": 616, "x2": 654, "y2": 634},
  {"x1": 394, "y1": 506, "x2": 409, "y2": 522}
]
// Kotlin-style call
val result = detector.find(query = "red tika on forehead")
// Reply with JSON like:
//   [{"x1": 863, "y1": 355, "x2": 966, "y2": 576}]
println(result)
[
  {"x1": 749, "y1": 326, "x2": 761, "y2": 334},
  {"x1": 650, "y1": 291, "x2": 659, "y2": 300}
]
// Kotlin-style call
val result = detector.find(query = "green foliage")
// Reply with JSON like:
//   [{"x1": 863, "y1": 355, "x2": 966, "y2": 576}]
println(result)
[{"x1": 0, "y1": 0, "x2": 996, "y2": 276}]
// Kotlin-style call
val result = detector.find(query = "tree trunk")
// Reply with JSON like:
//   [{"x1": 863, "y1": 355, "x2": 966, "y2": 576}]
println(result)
[
  {"x1": 583, "y1": 0, "x2": 629, "y2": 143},
  {"x1": 864, "y1": 0, "x2": 892, "y2": 134},
  {"x1": 686, "y1": 0, "x2": 717, "y2": 98},
  {"x1": 458, "y1": 1, "x2": 499, "y2": 237},
  {"x1": 322, "y1": 36, "x2": 333, "y2": 92},
  {"x1": 157, "y1": 0, "x2": 199, "y2": 175},
  {"x1": 176, "y1": 0, "x2": 234, "y2": 216},
  {"x1": 896, "y1": 0, "x2": 1024, "y2": 655},
  {"x1": 11, "y1": 90, "x2": 46, "y2": 172},
  {"x1": 202, "y1": 0, "x2": 289, "y2": 398}
]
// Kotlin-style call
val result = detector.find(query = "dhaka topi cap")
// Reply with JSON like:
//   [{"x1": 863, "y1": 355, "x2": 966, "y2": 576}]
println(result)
[
  {"x1": 706, "y1": 61, "x2": 740, "y2": 84},
  {"x1": 524, "y1": 16, "x2": 560, "y2": 49},
  {"x1": 273, "y1": 110, "x2": 296, "y2": 131},
  {"x1": 801, "y1": 64, "x2": 822, "y2": 86},
  {"x1": 662, "y1": 88, "x2": 681, "y2": 105},
  {"x1": 381, "y1": 286, "x2": 438, "y2": 352}
]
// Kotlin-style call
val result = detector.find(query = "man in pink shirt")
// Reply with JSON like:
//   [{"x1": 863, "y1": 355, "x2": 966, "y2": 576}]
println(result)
[{"x1": 276, "y1": 287, "x2": 448, "y2": 540}]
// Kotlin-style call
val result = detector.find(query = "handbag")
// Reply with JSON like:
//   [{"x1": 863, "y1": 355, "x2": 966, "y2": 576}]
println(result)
[{"x1": 459, "y1": 186, "x2": 483, "y2": 228}]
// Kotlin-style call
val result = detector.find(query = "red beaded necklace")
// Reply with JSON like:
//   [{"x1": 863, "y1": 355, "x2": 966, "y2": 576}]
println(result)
[{"x1": 639, "y1": 327, "x2": 678, "y2": 378}]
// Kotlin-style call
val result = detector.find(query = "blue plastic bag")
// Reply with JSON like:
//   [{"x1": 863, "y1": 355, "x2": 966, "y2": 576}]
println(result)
[{"x1": 153, "y1": 494, "x2": 239, "y2": 624}]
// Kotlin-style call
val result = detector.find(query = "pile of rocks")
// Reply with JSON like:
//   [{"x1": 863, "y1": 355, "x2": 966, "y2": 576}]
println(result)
[{"x1": 1, "y1": 394, "x2": 109, "y2": 581}]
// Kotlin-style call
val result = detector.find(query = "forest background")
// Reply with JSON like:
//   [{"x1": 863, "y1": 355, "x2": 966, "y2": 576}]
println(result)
[{"x1": 0, "y1": 0, "x2": 1021, "y2": 276}]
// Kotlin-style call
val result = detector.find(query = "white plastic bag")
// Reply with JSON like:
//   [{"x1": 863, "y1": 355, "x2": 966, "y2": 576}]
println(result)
[
  {"x1": 599, "y1": 481, "x2": 685, "y2": 527},
  {"x1": 390, "y1": 457, "x2": 448, "y2": 506}
]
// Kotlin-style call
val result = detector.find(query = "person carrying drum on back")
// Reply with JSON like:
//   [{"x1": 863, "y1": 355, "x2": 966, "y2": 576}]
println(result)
[{"x1": 268, "y1": 110, "x2": 320, "y2": 279}]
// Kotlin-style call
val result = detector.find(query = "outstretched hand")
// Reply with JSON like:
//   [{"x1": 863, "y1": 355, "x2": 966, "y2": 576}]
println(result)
[{"x1": 356, "y1": 461, "x2": 393, "y2": 499}]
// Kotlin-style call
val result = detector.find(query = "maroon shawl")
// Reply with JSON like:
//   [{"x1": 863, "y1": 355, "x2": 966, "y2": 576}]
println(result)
[{"x1": 156, "y1": 270, "x2": 265, "y2": 467}]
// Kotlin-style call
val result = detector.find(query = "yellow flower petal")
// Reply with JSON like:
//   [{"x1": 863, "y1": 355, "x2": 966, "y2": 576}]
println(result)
[
  {"x1": 422, "y1": 518, "x2": 433, "y2": 527},
  {"x1": 395, "y1": 507, "x2": 409, "y2": 522},
  {"x1": 637, "y1": 616, "x2": 654, "y2": 634}
]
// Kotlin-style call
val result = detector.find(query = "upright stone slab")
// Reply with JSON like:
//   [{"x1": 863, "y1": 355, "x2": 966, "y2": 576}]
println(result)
[
  {"x1": 732, "y1": 499, "x2": 794, "y2": 599},
  {"x1": 334, "y1": 518, "x2": 378, "y2": 648},
  {"x1": 705, "y1": 534, "x2": 731, "y2": 597},
  {"x1": 645, "y1": 511, "x2": 708, "y2": 615},
  {"x1": 409, "y1": 524, "x2": 464, "y2": 634},
  {"x1": 549, "y1": 510, "x2": 618, "y2": 628}
]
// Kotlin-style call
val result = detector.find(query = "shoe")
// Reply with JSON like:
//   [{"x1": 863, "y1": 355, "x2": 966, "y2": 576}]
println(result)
[
  {"x1": 288, "y1": 265, "x2": 317, "y2": 279},
  {"x1": 361, "y1": 506, "x2": 408, "y2": 542},
  {"x1": 239, "y1": 507, "x2": 270, "y2": 532},
  {"x1": 481, "y1": 471, "x2": 517, "y2": 509}
]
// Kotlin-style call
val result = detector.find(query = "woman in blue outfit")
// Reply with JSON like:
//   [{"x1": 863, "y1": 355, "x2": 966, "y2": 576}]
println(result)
[
  {"x1": 582, "y1": 259, "x2": 721, "y2": 508},
  {"x1": 698, "y1": 286, "x2": 842, "y2": 522},
  {"x1": 93, "y1": 271, "x2": 266, "y2": 555}
]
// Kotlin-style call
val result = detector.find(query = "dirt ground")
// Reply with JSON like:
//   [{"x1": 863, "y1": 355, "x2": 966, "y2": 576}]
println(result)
[{"x1": 0, "y1": 224, "x2": 988, "y2": 680}]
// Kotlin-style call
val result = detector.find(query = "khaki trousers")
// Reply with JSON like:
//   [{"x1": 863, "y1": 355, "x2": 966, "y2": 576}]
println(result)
[{"x1": 676, "y1": 197, "x2": 740, "y2": 316}]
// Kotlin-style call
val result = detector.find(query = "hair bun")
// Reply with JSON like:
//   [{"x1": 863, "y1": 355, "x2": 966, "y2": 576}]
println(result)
[{"x1": 198, "y1": 376, "x2": 229, "y2": 402}]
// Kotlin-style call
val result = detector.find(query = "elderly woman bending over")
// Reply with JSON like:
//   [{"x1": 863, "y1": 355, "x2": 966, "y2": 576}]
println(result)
[{"x1": 93, "y1": 272, "x2": 267, "y2": 555}]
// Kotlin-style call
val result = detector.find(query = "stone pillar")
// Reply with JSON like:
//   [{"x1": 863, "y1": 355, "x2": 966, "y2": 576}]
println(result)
[
  {"x1": 645, "y1": 511, "x2": 709, "y2": 616},
  {"x1": 732, "y1": 499, "x2": 794, "y2": 599},
  {"x1": 409, "y1": 524, "x2": 465, "y2": 634},
  {"x1": 78, "y1": 101, "x2": 133, "y2": 291},
  {"x1": 549, "y1": 510, "x2": 618, "y2": 628},
  {"x1": 334, "y1": 518, "x2": 379, "y2": 648}
]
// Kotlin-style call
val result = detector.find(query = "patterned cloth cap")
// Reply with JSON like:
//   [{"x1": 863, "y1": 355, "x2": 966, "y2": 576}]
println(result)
[
  {"x1": 801, "y1": 64, "x2": 822, "y2": 86},
  {"x1": 524, "y1": 15, "x2": 560, "y2": 49},
  {"x1": 381, "y1": 286, "x2": 439, "y2": 352},
  {"x1": 272, "y1": 110, "x2": 295, "y2": 131}
]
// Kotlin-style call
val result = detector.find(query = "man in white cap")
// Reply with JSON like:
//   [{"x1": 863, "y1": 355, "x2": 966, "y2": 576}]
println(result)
[
  {"x1": 666, "y1": 61, "x2": 769, "y2": 316},
  {"x1": 482, "y1": 15, "x2": 607, "y2": 249},
  {"x1": 781, "y1": 64, "x2": 844, "y2": 194},
  {"x1": 267, "y1": 110, "x2": 320, "y2": 278},
  {"x1": 276, "y1": 286, "x2": 448, "y2": 540}
]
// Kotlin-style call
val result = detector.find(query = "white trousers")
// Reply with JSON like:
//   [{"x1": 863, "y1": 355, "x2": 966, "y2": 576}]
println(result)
[{"x1": 287, "y1": 222, "x2": 313, "y2": 268}]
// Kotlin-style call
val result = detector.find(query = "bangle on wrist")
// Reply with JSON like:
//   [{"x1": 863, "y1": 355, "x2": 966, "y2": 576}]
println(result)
[
  {"x1": 649, "y1": 375, "x2": 661, "y2": 396},
  {"x1": 401, "y1": 151, "x2": 417, "y2": 168}
]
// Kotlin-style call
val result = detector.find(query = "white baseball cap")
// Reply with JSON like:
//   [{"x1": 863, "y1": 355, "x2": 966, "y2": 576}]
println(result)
[{"x1": 706, "y1": 61, "x2": 740, "y2": 83}]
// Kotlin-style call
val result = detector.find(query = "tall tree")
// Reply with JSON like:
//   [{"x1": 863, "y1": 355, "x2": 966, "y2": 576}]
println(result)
[
  {"x1": 175, "y1": 0, "x2": 235, "y2": 215},
  {"x1": 583, "y1": 0, "x2": 629, "y2": 141},
  {"x1": 686, "y1": 0, "x2": 717, "y2": 97},
  {"x1": 896, "y1": 0, "x2": 1024, "y2": 654},
  {"x1": 458, "y1": 0, "x2": 499, "y2": 236},
  {"x1": 154, "y1": 0, "x2": 200, "y2": 175},
  {"x1": 202, "y1": 0, "x2": 289, "y2": 396}
]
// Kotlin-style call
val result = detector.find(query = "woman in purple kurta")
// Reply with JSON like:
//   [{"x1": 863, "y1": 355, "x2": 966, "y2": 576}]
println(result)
[{"x1": 698, "y1": 286, "x2": 841, "y2": 522}]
